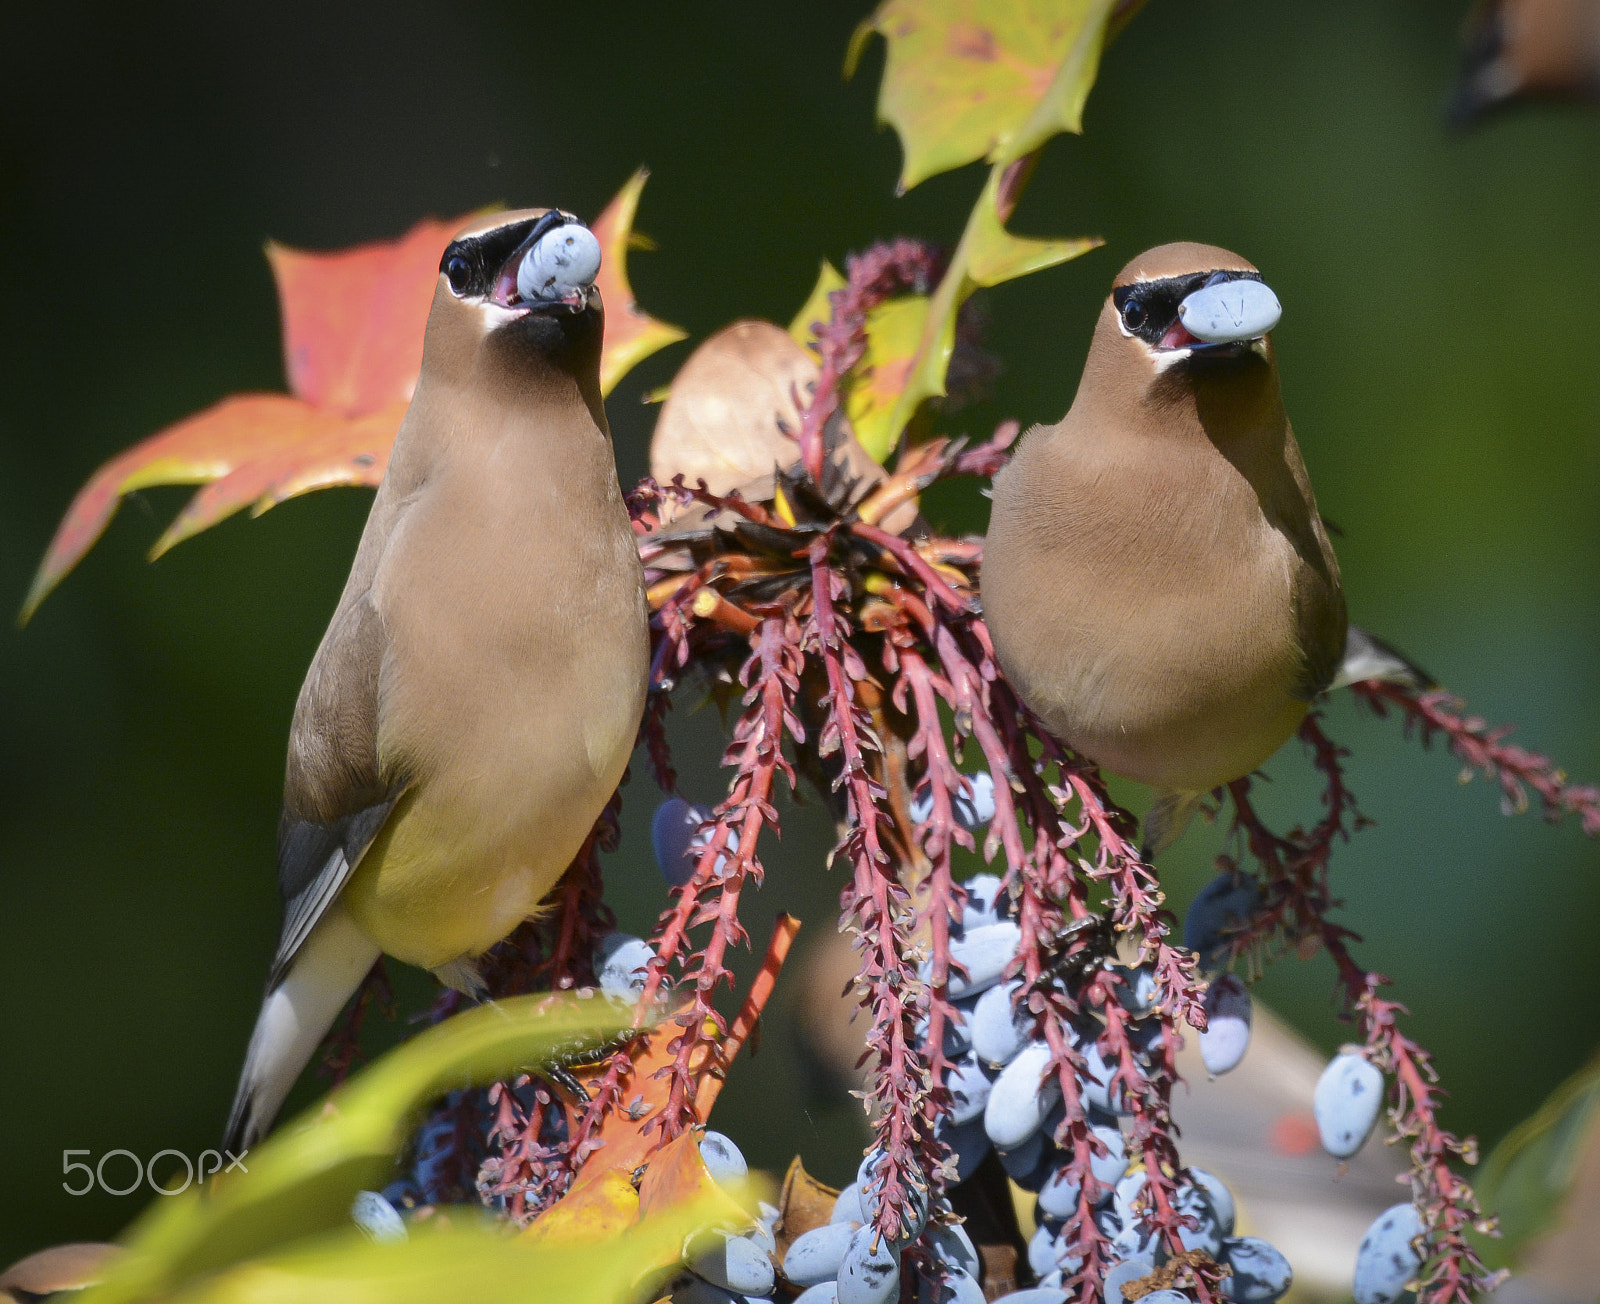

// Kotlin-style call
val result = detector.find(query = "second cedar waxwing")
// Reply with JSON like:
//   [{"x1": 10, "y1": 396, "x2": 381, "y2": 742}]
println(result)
[
  {"x1": 981, "y1": 243, "x2": 1347, "y2": 853},
  {"x1": 1450, "y1": 0, "x2": 1600, "y2": 123},
  {"x1": 223, "y1": 209, "x2": 650, "y2": 1152}
]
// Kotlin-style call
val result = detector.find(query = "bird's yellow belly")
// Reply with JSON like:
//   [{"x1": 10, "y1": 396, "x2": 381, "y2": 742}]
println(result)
[{"x1": 340, "y1": 729, "x2": 629, "y2": 971}]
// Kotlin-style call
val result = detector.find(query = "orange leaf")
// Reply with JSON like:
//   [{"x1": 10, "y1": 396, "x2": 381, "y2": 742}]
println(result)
[
  {"x1": 22, "y1": 394, "x2": 326, "y2": 622},
  {"x1": 521, "y1": 1021, "x2": 690, "y2": 1246},
  {"x1": 566, "y1": 1006, "x2": 720, "y2": 1193},
  {"x1": 149, "y1": 402, "x2": 405, "y2": 558},
  {"x1": 519, "y1": 1168, "x2": 641, "y2": 1247},
  {"x1": 18, "y1": 211, "x2": 468, "y2": 625},
  {"x1": 594, "y1": 169, "x2": 688, "y2": 398},
  {"x1": 637, "y1": 1128, "x2": 756, "y2": 1230},
  {"x1": 267, "y1": 215, "x2": 468, "y2": 416},
  {"x1": 541, "y1": 917, "x2": 801, "y2": 1232},
  {"x1": 24, "y1": 176, "x2": 686, "y2": 624}
]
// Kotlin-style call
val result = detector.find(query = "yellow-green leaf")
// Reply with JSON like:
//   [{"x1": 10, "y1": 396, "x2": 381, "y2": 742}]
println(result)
[
  {"x1": 881, "y1": 163, "x2": 1100, "y2": 445},
  {"x1": 788, "y1": 261, "x2": 846, "y2": 351},
  {"x1": 845, "y1": 295, "x2": 931, "y2": 461},
  {"x1": 80, "y1": 996, "x2": 637, "y2": 1304},
  {"x1": 160, "y1": 1187, "x2": 727, "y2": 1304},
  {"x1": 595, "y1": 169, "x2": 689, "y2": 397},
  {"x1": 847, "y1": 0, "x2": 1146, "y2": 192},
  {"x1": 787, "y1": 266, "x2": 939, "y2": 461}
]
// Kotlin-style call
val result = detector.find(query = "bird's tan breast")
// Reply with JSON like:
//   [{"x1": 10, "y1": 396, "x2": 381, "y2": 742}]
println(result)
[
  {"x1": 983, "y1": 424, "x2": 1322, "y2": 793},
  {"x1": 346, "y1": 430, "x2": 647, "y2": 967}
]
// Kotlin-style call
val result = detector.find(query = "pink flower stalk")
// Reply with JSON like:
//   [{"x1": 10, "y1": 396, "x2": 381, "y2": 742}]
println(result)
[
  {"x1": 1355, "y1": 682, "x2": 1600, "y2": 835},
  {"x1": 1224, "y1": 714, "x2": 1510, "y2": 1301}
]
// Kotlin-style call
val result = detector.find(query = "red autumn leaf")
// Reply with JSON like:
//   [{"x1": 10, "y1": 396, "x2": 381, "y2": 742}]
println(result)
[
  {"x1": 267, "y1": 216, "x2": 455, "y2": 416},
  {"x1": 146, "y1": 400, "x2": 408, "y2": 559},
  {"x1": 18, "y1": 215, "x2": 464, "y2": 626},
  {"x1": 21, "y1": 174, "x2": 684, "y2": 624}
]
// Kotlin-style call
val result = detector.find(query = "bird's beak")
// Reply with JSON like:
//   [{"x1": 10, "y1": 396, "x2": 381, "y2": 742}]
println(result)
[
  {"x1": 493, "y1": 213, "x2": 602, "y2": 315},
  {"x1": 524, "y1": 283, "x2": 595, "y2": 313},
  {"x1": 1172, "y1": 274, "x2": 1282, "y2": 357}
]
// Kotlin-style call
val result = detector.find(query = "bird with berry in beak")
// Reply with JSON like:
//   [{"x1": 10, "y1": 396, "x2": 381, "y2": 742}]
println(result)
[
  {"x1": 982, "y1": 243, "x2": 1347, "y2": 855},
  {"x1": 224, "y1": 209, "x2": 649, "y2": 1151}
]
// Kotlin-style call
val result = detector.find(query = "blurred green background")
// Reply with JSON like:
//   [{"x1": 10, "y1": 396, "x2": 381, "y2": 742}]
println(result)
[{"x1": 2, "y1": 0, "x2": 1597, "y2": 1267}]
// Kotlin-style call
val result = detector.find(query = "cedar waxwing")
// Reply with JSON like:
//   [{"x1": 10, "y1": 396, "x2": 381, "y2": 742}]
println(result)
[
  {"x1": 981, "y1": 243, "x2": 1347, "y2": 853},
  {"x1": 1450, "y1": 0, "x2": 1600, "y2": 123},
  {"x1": 223, "y1": 209, "x2": 650, "y2": 1152}
]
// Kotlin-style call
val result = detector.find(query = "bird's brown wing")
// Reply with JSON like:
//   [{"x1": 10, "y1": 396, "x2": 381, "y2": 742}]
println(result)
[
  {"x1": 1290, "y1": 542, "x2": 1347, "y2": 700},
  {"x1": 269, "y1": 587, "x2": 404, "y2": 989},
  {"x1": 1276, "y1": 430, "x2": 1348, "y2": 701}
]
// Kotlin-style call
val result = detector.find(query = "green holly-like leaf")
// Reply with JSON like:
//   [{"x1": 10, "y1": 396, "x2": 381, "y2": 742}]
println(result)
[
  {"x1": 880, "y1": 162, "x2": 1100, "y2": 447},
  {"x1": 847, "y1": 0, "x2": 1147, "y2": 193},
  {"x1": 841, "y1": 0, "x2": 1131, "y2": 446},
  {"x1": 844, "y1": 295, "x2": 931, "y2": 462},
  {"x1": 788, "y1": 261, "x2": 847, "y2": 350}
]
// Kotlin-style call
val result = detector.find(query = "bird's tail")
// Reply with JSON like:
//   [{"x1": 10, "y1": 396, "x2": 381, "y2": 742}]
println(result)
[
  {"x1": 223, "y1": 901, "x2": 380, "y2": 1155},
  {"x1": 1330, "y1": 625, "x2": 1438, "y2": 693}
]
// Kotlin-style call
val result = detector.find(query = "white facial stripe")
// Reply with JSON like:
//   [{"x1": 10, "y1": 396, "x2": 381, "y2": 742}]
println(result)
[
  {"x1": 477, "y1": 301, "x2": 527, "y2": 327},
  {"x1": 1143, "y1": 339, "x2": 1267, "y2": 372}
]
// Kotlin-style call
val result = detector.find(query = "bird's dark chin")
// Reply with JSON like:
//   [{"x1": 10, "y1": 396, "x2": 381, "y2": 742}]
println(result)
[
  {"x1": 490, "y1": 299, "x2": 604, "y2": 369},
  {"x1": 518, "y1": 295, "x2": 588, "y2": 317},
  {"x1": 1183, "y1": 341, "x2": 1252, "y2": 362}
]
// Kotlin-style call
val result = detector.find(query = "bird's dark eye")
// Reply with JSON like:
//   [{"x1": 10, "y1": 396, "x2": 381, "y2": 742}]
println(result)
[
  {"x1": 1121, "y1": 298, "x2": 1146, "y2": 331},
  {"x1": 444, "y1": 253, "x2": 473, "y2": 296}
]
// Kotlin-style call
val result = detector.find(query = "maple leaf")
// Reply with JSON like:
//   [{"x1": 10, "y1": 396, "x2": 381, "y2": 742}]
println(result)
[
  {"x1": 21, "y1": 173, "x2": 684, "y2": 625},
  {"x1": 847, "y1": 0, "x2": 1149, "y2": 193}
]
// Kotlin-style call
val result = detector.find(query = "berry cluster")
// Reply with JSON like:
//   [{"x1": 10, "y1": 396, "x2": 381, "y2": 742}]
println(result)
[{"x1": 924, "y1": 872, "x2": 1288, "y2": 1302}]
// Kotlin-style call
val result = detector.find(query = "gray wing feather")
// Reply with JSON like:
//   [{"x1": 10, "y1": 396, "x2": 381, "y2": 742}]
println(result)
[
  {"x1": 268, "y1": 800, "x2": 396, "y2": 989},
  {"x1": 267, "y1": 582, "x2": 404, "y2": 991}
]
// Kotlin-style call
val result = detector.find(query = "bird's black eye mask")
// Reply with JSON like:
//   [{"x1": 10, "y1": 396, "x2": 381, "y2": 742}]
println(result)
[
  {"x1": 1113, "y1": 270, "x2": 1268, "y2": 351},
  {"x1": 439, "y1": 211, "x2": 578, "y2": 300}
]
